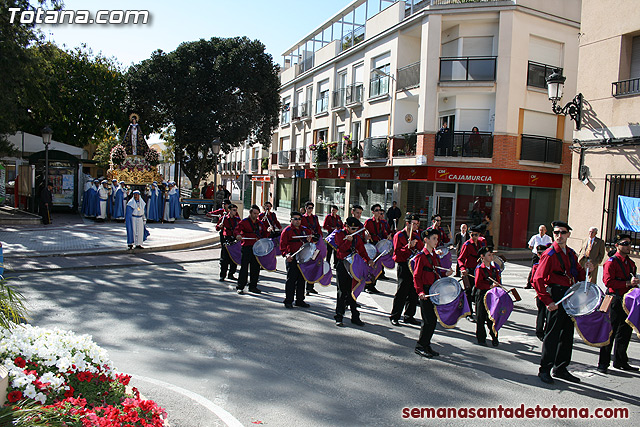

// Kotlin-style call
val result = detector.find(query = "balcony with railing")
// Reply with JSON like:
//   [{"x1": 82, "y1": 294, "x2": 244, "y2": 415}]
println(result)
[
  {"x1": 278, "y1": 150, "x2": 290, "y2": 167},
  {"x1": 369, "y1": 75, "x2": 390, "y2": 98},
  {"x1": 520, "y1": 134, "x2": 563, "y2": 164},
  {"x1": 613, "y1": 77, "x2": 640, "y2": 97},
  {"x1": 299, "y1": 101, "x2": 312, "y2": 120},
  {"x1": 311, "y1": 148, "x2": 328, "y2": 163},
  {"x1": 250, "y1": 158, "x2": 259, "y2": 173},
  {"x1": 316, "y1": 93, "x2": 329, "y2": 114},
  {"x1": 332, "y1": 88, "x2": 347, "y2": 110},
  {"x1": 363, "y1": 137, "x2": 389, "y2": 161},
  {"x1": 346, "y1": 83, "x2": 364, "y2": 106},
  {"x1": 527, "y1": 61, "x2": 562, "y2": 89},
  {"x1": 340, "y1": 25, "x2": 365, "y2": 52},
  {"x1": 439, "y1": 57, "x2": 497, "y2": 82},
  {"x1": 289, "y1": 148, "x2": 297, "y2": 164},
  {"x1": 297, "y1": 148, "x2": 307, "y2": 164},
  {"x1": 392, "y1": 133, "x2": 417, "y2": 157},
  {"x1": 397, "y1": 62, "x2": 420, "y2": 90},
  {"x1": 281, "y1": 106, "x2": 290, "y2": 126},
  {"x1": 328, "y1": 142, "x2": 344, "y2": 162},
  {"x1": 435, "y1": 131, "x2": 493, "y2": 158}
]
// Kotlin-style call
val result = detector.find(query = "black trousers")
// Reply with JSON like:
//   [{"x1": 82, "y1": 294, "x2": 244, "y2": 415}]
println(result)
[
  {"x1": 335, "y1": 261, "x2": 359, "y2": 321},
  {"x1": 390, "y1": 262, "x2": 418, "y2": 320},
  {"x1": 326, "y1": 245, "x2": 338, "y2": 267},
  {"x1": 285, "y1": 260, "x2": 306, "y2": 304},
  {"x1": 40, "y1": 203, "x2": 51, "y2": 224},
  {"x1": 531, "y1": 254, "x2": 540, "y2": 267},
  {"x1": 220, "y1": 237, "x2": 237, "y2": 280},
  {"x1": 237, "y1": 245, "x2": 260, "y2": 290},
  {"x1": 599, "y1": 295, "x2": 632, "y2": 368},
  {"x1": 417, "y1": 298, "x2": 437, "y2": 349},
  {"x1": 535, "y1": 297, "x2": 548, "y2": 340},
  {"x1": 540, "y1": 285, "x2": 574, "y2": 374},
  {"x1": 462, "y1": 276, "x2": 474, "y2": 316},
  {"x1": 475, "y1": 288, "x2": 496, "y2": 343}
]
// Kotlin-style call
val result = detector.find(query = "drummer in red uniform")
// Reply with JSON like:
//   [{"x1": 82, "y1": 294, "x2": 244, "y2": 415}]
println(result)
[
  {"x1": 427, "y1": 214, "x2": 451, "y2": 247},
  {"x1": 533, "y1": 220, "x2": 590, "y2": 385},
  {"x1": 389, "y1": 214, "x2": 423, "y2": 326},
  {"x1": 234, "y1": 205, "x2": 269, "y2": 295},
  {"x1": 459, "y1": 224, "x2": 486, "y2": 321},
  {"x1": 301, "y1": 201, "x2": 323, "y2": 295},
  {"x1": 280, "y1": 211, "x2": 313, "y2": 309},
  {"x1": 210, "y1": 199, "x2": 231, "y2": 224},
  {"x1": 333, "y1": 217, "x2": 374, "y2": 327},
  {"x1": 597, "y1": 233, "x2": 640, "y2": 373},
  {"x1": 474, "y1": 247, "x2": 501, "y2": 346},
  {"x1": 414, "y1": 228, "x2": 454, "y2": 358},
  {"x1": 215, "y1": 203, "x2": 240, "y2": 282},
  {"x1": 364, "y1": 204, "x2": 391, "y2": 294},
  {"x1": 259, "y1": 201, "x2": 281, "y2": 236},
  {"x1": 323, "y1": 205, "x2": 343, "y2": 269}
]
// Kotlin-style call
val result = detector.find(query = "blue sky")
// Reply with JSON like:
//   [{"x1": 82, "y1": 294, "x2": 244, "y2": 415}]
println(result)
[{"x1": 37, "y1": 0, "x2": 352, "y2": 69}]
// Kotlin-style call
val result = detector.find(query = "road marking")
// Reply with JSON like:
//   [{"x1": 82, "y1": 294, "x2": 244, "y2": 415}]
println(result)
[{"x1": 132, "y1": 374, "x2": 243, "y2": 427}]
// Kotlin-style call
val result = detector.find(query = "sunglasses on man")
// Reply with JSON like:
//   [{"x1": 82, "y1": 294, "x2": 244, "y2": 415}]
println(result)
[
  {"x1": 553, "y1": 230, "x2": 568, "y2": 235},
  {"x1": 618, "y1": 240, "x2": 631, "y2": 246}
]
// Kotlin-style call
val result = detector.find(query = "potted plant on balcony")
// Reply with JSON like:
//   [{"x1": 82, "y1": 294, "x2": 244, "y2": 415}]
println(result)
[{"x1": 261, "y1": 158, "x2": 269, "y2": 169}]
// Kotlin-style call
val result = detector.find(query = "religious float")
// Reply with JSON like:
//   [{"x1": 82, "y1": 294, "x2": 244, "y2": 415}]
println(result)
[{"x1": 107, "y1": 114, "x2": 163, "y2": 185}]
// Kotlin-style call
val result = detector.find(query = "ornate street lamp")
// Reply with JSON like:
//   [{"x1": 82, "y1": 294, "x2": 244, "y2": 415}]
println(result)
[
  {"x1": 41, "y1": 126, "x2": 53, "y2": 186},
  {"x1": 211, "y1": 137, "x2": 222, "y2": 199},
  {"x1": 546, "y1": 69, "x2": 583, "y2": 130}
]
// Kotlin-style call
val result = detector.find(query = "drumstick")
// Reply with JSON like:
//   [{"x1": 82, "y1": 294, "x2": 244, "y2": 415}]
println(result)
[
  {"x1": 435, "y1": 266, "x2": 452, "y2": 272},
  {"x1": 290, "y1": 244, "x2": 308, "y2": 257},
  {"x1": 291, "y1": 235, "x2": 311, "y2": 239},
  {"x1": 584, "y1": 267, "x2": 590, "y2": 292},
  {"x1": 555, "y1": 289, "x2": 576, "y2": 306},
  {"x1": 487, "y1": 276, "x2": 512, "y2": 293},
  {"x1": 424, "y1": 292, "x2": 440, "y2": 298},
  {"x1": 241, "y1": 237, "x2": 258, "y2": 240},
  {"x1": 347, "y1": 227, "x2": 366, "y2": 237}
]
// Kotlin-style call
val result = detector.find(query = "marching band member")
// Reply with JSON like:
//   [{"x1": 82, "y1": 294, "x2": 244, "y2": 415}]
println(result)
[
  {"x1": 210, "y1": 199, "x2": 231, "y2": 225},
  {"x1": 474, "y1": 247, "x2": 501, "y2": 346},
  {"x1": 333, "y1": 217, "x2": 374, "y2": 327},
  {"x1": 364, "y1": 203, "x2": 391, "y2": 294},
  {"x1": 234, "y1": 205, "x2": 269, "y2": 295},
  {"x1": 597, "y1": 233, "x2": 640, "y2": 373},
  {"x1": 414, "y1": 228, "x2": 453, "y2": 358},
  {"x1": 280, "y1": 211, "x2": 313, "y2": 309},
  {"x1": 389, "y1": 214, "x2": 423, "y2": 327},
  {"x1": 533, "y1": 220, "x2": 590, "y2": 385},
  {"x1": 216, "y1": 203, "x2": 240, "y2": 282},
  {"x1": 427, "y1": 214, "x2": 451, "y2": 247},
  {"x1": 459, "y1": 224, "x2": 486, "y2": 321},
  {"x1": 323, "y1": 205, "x2": 343, "y2": 269},
  {"x1": 259, "y1": 201, "x2": 281, "y2": 236},
  {"x1": 529, "y1": 244, "x2": 550, "y2": 341},
  {"x1": 301, "y1": 201, "x2": 323, "y2": 295}
]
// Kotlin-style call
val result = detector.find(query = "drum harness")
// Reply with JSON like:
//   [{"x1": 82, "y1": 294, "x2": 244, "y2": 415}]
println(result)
[
  {"x1": 223, "y1": 214, "x2": 239, "y2": 244},
  {"x1": 610, "y1": 256, "x2": 636, "y2": 298},
  {"x1": 550, "y1": 249, "x2": 579, "y2": 289}
]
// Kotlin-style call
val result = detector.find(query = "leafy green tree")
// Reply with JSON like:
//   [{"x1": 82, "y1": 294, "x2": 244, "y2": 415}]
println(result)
[
  {"x1": 93, "y1": 125, "x2": 121, "y2": 169},
  {"x1": 126, "y1": 37, "x2": 280, "y2": 189}
]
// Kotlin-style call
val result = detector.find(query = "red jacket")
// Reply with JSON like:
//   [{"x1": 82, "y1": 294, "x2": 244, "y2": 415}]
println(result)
[
  {"x1": 216, "y1": 213, "x2": 240, "y2": 237},
  {"x1": 427, "y1": 225, "x2": 450, "y2": 246},
  {"x1": 279, "y1": 225, "x2": 312, "y2": 257},
  {"x1": 301, "y1": 214, "x2": 322, "y2": 235},
  {"x1": 603, "y1": 252, "x2": 637, "y2": 296},
  {"x1": 323, "y1": 214, "x2": 343, "y2": 232},
  {"x1": 475, "y1": 263, "x2": 501, "y2": 290},
  {"x1": 413, "y1": 249, "x2": 441, "y2": 296},
  {"x1": 393, "y1": 229, "x2": 424, "y2": 263},
  {"x1": 533, "y1": 242, "x2": 586, "y2": 306},
  {"x1": 364, "y1": 218, "x2": 389, "y2": 243},
  {"x1": 458, "y1": 239, "x2": 485, "y2": 272},
  {"x1": 211, "y1": 208, "x2": 225, "y2": 225},
  {"x1": 334, "y1": 227, "x2": 371, "y2": 261},
  {"x1": 259, "y1": 211, "x2": 281, "y2": 231},
  {"x1": 234, "y1": 217, "x2": 268, "y2": 247}
]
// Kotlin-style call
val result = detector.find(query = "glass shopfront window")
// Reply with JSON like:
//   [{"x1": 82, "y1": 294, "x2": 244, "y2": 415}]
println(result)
[
  {"x1": 456, "y1": 183, "x2": 494, "y2": 231},
  {"x1": 349, "y1": 180, "x2": 390, "y2": 219},
  {"x1": 276, "y1": 178, "x2": 292, "y2": 210},
  {"x1": 317, "y1": 179, "x2": 346, "y2": 216},
  {"x1": 407, "y1": 181, "x2": 434, "y2": 230}
]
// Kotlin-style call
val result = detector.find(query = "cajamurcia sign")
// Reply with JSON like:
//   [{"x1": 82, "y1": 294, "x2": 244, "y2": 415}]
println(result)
[{"x1": 436, "y1": 169, "x2": 493, "y2": 182}]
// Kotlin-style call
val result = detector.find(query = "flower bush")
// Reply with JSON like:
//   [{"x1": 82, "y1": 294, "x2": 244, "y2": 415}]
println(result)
[
  {"x1": 1, "y1": 324, "x2": 166, "y2": 426},
  {"x1": 145, "y1": 149, "x2": 160, "y2": 167},
  {"x1": 118, "y1": 156, "x2": 153, "y2": 172},
  {"x1": 110, "y1": 145, "x2": 127, "y2": 166}
]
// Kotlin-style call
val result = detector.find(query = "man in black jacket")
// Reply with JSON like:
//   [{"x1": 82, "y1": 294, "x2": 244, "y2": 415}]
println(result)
[
  {"x1": 40, "y1": 182, "x2": 53, "y2": 225},
  {"x1": 386, "y1": 201, "x2": 401, "y2": 233}
]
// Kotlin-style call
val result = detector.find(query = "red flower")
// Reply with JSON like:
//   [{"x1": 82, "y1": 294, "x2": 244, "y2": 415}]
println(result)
[
  {"x1": 13, "y1": 357, "x2": 26, "y2": 368},
  {"x1": 64, "y1": 386, "x2": 75, "y2": 398},
  {"x1": 116, "y1": 373, "x2": 131, "y2": 385},
  {"x1": 7, "y1": 390, "x2": 23, "y2": 403},
  {"x1": 99, "y1": 374, "x2": 108, "y2": 382}
]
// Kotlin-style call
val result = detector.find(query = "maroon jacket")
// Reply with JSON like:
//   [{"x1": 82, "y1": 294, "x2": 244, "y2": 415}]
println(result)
[
  {"x1": 234, "y1": 217, "x2": 268, "y2": 247},
  {"x1": 603, "y1": 252, "x2": 637, "y2": 296},
  {"x1": 413, "y1": 249, "x2": 441, "y2": 296},
  {"x1": 280, "y1": 225, "x2": 312, "y2": 257},
  {"x1": 323, "y1": 214, "x2": 343, "y2": 233},
  {"x1": 301, "y1": 214, "x2": 322, "y2": 236},
  {"x1": 333, "y1": 227, "x2": 371, "y2": 261},
  {"x1": 533, "y1": 242, "x2": 586, "y2": 306},
  {"x1": 364, "y1": 218, "x2": 389, "y2": 243},
  {"x1": 393, "y1": 229, "x2": 424, "y2": 263},
  {"x1": 259, "y1": 211, "x2": 281, "y2": 231},
  {"x1": 474, "y1": 263, "x2": 502, "y2": 291}
]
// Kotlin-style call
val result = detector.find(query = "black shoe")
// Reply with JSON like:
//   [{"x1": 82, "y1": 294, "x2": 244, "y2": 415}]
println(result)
[
  {"x1": 295, "y1": 301, "x2": 310, "y2": 308},
  {"x1": 219, "y1": 277, "x2": 226, "y2": 282},
  {"x1": 425, "y1": 346, "x2": 439, "y2": 357},
  {"x1": 524, "y1": 285, "x2": 533, "y2": 289},
  {"x1": 491, "y1": 336, "x2": 499, "y2": 347},
  {"x1": 538, "y1": 372, "x2": 554, "y2": 384},
  {"x1": 365, "y1": 287, "x2": 381, "y2": 294},
  {"x1": 135, "y1": 245, "x2": 143, "y2": 249},
  {"x1": 403, "y1": 317, "x2": 421, "y2": 326},
  {"x1": 613, "y1": 363, "x2": 639, "y2": 371},
  {"x1": 248, "y1": 287, "x2": 262, "y2": 294},
  {"x1": 390, "y1": 318, "x2": 401, "y2": 326},
  {"x1": 334, "y1": 315, "x2": 344, "y2": 327},
  {"x1": 228, "y1": 275, "x2": 237, "y2": 280},
  {"x1": 466, "y1": 315, "x2": 476, "y2": 323},
  {"x1": 236, "y1": 289, "x2": 244, "y2": 295},
  {"x1": 128, "y1": 245, "x2": 133, "y2": 250},
  {"x1": 415, "y1": 347, "x2": 433, "y2": 359},
  {"x1": 284, "y1": 303, "x2": 293, "y2": 309},
  {"x1": 306, "y1": 289, "x2": 318, "y2": 295},
  {"x1": 351, "y1": 317, "x2": 364, "y2": 326},
  {"x1": 536, "y1": 334, "x2": 544, "y2": 342},
  {"x1": 553, "y1": 369, "x2": 581, "y2": 383},
  {"x1": 596, "y1": 366, "x2": 608, "y2": 374}
]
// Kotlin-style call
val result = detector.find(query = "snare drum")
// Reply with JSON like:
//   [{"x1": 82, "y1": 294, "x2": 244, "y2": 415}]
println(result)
[
  {"x1": 224, "y1": 240, "x2": 242, "y2": 266},
  {"x1": 296, "y1": 242, "x2": 318, "y2": 264},
  {"x1": 563, "y1": 281, "x2": 612, "y2": 347},
  {"x1": 429, "y1": 277, "x2": 462, "y2": 306},
  {"x1": 253, "y1": 238, "x2": 277, "y2": 271},
  {"x1": 437, "y1": 246, "x2": 452, "y2": 270},
  {"x1": 364, "y1": 243, "x2": 377, "y2": 260},
  {"x1": 375, "y1": 240, "x2": 393, "y2": 257},
  {"x1": 562, "y1": 281, "x2": 603, "y2": 317},
  {"x1": 492, "y1": 257, "x2": 505, "y2": 272}
]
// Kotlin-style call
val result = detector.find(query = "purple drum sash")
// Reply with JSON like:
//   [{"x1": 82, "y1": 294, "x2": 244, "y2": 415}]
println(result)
[
  {"x1": 409, "y1": 254, "x2": 419, "y2": 274},
  {"x1": 434, "y1": 290, "x2": 471, "y2": 329},
  {"x1": 316, "y1": 238, "x2": 328, "y2": 260},
  {"x1": 380, "y1": 253, "x2": 395, "y2": 269},
  {"x1": 352, "y1": 278, "x2": 366, "y2": 300},
  {"x1": 624, "y1": 288, "x2": 640, "y2": 339},
  {"x1": 319, "y1": 262, "x2": 333, "y2": 287},
  {"x1": 325, "y1": 229, "x2": 339, "y2": 250},
  {"x1": 347, "y1": 254, "x2": 368, "y2": 284},
  {"x1": 225, "y1": 241, "x2": 242, "y2": 266},
  {"x1": 366, "y1": 261, "x2": 383, "y2": 284},
  {"x1": 484, "y1": 287, "x2": 513, "y2": 334},
  {"x1": 272, "y1": 236, "x2": 281, "y2": 256},
  {"x1": 573, "y1": 310, "x2": 612, "y2": 347},
  {"x1": 256, "y1": 251, "x2": 277, "y2": 272},
  {"x1": 298, "y1": 257, "x2": 325, "y2": 283},
  {"x1": 439, "y1": 251, "x2": 452, "y2": 270}
]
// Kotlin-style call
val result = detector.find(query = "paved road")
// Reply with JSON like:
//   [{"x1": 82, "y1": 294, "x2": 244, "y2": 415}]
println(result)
[{"x1": 7, "y1": 250, "x2": 639, "y2": 426}]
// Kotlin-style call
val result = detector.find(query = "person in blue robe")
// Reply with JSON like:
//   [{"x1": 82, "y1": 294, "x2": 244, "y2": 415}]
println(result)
[
  {"x1": 146, "y1": 181, "x2": 161, "y2": 222},
  {"x1": 125, "y1": 190, "x2": 150, "y2": 249},
  {"x1": 112, "y1": 180, "x2": 126, "y2": 220}
]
